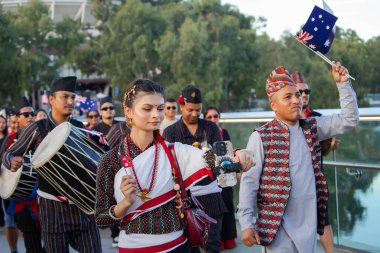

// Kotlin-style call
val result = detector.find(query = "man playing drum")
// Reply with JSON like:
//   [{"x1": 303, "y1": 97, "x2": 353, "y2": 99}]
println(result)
[
  {"x1": 1, "y1": 96, "x2": 44, "y2": 253},
  {"x1": 2, "y1": 77, "x2": 102, "y2": 253}
]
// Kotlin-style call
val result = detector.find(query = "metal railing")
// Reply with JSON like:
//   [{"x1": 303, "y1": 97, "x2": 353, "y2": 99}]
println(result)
[{"x1": 324, "y1": 161, "x2": 380, "y2": 171}]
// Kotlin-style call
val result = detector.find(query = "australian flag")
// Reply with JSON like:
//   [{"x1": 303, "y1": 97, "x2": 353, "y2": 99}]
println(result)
[
  {"x1": 295, "y1": 5, "x2": 337, "y2": 54},
  {"x1": 76, "y1": 96, "x2": 97, "y2": 111}
]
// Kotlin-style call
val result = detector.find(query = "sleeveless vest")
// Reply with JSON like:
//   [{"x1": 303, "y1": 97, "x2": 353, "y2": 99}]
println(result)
[{"x1": 256, "y1": 118, "x2": 328, "y2": 246}]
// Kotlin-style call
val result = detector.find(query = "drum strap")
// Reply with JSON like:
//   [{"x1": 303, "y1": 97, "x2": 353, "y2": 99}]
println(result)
[
  {"x1": 37, "y1": 189, "x2": 74, "y2": 204},
  {"x1": 36, "y1": 118, "x2": 86, "y2": 140}
]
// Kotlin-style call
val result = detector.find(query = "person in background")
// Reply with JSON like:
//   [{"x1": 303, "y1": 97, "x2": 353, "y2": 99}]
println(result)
[
  {"x1": 204, "y1": 106, "x2": 237, "y2": 249},
  {"x1": 159, "y1": 98, "x2": 178, "y2": 134},
  {"x1": 0, "y1": 114, "x2": 19, "y2": 253},
  {"x1": 7, "y1": 112, "x2": 19, "y2": 139},
  {"x1": 92, "y1": 96, "x2": 120, "y2": 136},
  {"x1": 0, "y1": 115, "x2": 7, "y2": 147},
  {"x1": 163, "y1": 85, "x2": 226, "y2": 253},
  {"x1": 0, "y1": 114, "x2": 6, "y2": 228},
  {"x1": 86, "y1": 109, "x2": 100, "y2": 130},
  {"x1": 35, "y1": 109, "x2": 48, "y2": 121},
  {"x1": 204, "y1": 107, "x2": 230, "y2": 141},
  {"x1": 291, "y1": 71, "x2": 336, "y2": 253},
  {"x1": 3, "y1": 96, "x2": 44, "y2": 253},
  {"x1": 91, "y1": 96, "x2": 121, "y2": 247}
]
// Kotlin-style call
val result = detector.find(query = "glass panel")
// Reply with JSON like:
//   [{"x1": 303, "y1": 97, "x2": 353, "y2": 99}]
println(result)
[
  {"x1": 324, "y1": 121, "x2": 380, "y2": 163},
  {"x1": 326, "y1": 165, "x2": 380, "y2": 251}
]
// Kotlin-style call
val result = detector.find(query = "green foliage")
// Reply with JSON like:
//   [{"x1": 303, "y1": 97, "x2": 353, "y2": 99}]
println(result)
[
  {"x1": 0, "y1": 6, "x2": 21, "y2": 106},
  {"x1": 82, "y1": 0, "x2": 378, "y2": 110},
  {"x1": 1, "y1": 0, "x2": 379, "y2": 110},
  {"x1": 0, "y1": 0, "x2": 84, "y2": 106}
]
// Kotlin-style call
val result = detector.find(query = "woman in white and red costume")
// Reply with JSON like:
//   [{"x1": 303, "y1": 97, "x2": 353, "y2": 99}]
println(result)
[{"x1": 95, "y1": 79, "x2": 253, "y2": 253}]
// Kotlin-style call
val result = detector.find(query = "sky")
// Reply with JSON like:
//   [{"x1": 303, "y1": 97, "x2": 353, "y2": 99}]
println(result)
[{"x1": 221, "y1": 0, "x2": 379, "y2": 41}]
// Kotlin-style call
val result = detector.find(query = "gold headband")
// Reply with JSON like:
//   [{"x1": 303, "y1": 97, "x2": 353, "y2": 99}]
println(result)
[{"x1": 123, "y1": 85, "x2": 136, "y2": 106}]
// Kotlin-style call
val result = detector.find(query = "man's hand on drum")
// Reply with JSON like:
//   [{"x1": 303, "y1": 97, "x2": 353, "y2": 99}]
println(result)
[
  {"x1": 234, "y1": 149, "x2": 254, "y2": 172},
  {"x1": 120, "y1": 175, "x2": 137, "y2": 206},
  {"x1": 10, "y1": 156, "x2": 23, "y2": 172},
  {"x1": 241, "y1": 227, "x2": 261, "y2": 247}
]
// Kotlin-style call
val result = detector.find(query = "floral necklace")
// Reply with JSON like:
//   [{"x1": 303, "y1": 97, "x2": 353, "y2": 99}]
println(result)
[{"x1": 123, "y1": 135, "x2": 159, "y2": 202}]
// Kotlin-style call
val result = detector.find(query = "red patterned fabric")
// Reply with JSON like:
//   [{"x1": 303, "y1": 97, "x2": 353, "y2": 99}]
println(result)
[
  {"x1": 256, "y1": 118, "x2": 328, "y2": 246},
  {"x1": 291, "y1": 71, "x2": 307, "y2": 84},
  {"x1": 5, "y1": 131, "x2": 17, "y2": 149},
  {"x1": 266, "y1": 66, "x2": 295, "y2": 97}
]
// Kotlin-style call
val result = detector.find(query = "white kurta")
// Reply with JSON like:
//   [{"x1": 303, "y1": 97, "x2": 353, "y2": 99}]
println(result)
[{"x1": 238, "y1": 81, "x2": 359, "y2": 253}]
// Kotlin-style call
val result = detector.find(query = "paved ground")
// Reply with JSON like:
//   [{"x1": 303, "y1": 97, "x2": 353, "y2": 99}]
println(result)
[{"x1": 0, "y1": 224, "x2": 359, "y2": 253}]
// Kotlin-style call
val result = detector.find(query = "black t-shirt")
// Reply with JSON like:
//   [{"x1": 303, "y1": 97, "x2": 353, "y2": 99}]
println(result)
[
  {"x1": 163, "y1": 118, "x2": 221, "y2": 146},
  {"x1": 92, "y1": 120, "x2": 120, "y2": 135}
]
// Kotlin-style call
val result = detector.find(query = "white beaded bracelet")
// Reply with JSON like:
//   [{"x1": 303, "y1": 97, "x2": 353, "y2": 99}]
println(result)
[{"x1": 108, "y1": 205, "x2": 123, "y2": 220}]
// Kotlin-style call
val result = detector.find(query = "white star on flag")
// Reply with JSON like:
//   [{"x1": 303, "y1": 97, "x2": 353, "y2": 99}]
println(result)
[
  {"x1": 319, "y1": 14, "x2": 323, "y2": 18},
  {"x1": 326, "y1": 25, "x2": 330, "y2": 30},
  {"x1": 311, "y1": 17, "x2": 315, "y2": 21},
  {"x1": 314, "y1": 27, "x2": 318, "y2": 31},
  {"x1": 324, "y1": 40, "x2": 331, "y2": 47},
  {"x1": 309, "y1": 44, "x2": 316, "y2": 49}
]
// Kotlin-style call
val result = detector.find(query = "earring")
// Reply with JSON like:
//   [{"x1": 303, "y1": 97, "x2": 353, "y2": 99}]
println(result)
[{"x1": 126, "y1": 116, "x2": 133, "y2": 127}]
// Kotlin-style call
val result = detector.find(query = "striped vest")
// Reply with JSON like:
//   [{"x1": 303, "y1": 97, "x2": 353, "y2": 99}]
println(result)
[{"x1": 256, "y1": 118, "x2": 328, "y2": 246}]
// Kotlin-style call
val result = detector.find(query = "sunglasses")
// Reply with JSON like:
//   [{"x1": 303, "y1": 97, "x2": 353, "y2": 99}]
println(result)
[
  {"x1": 88, "y1": 115, "x2": 99, "y2": 119},
  {"x1": 299, "y1": 89, "x2": 311, "y2": 95},
  {"x1": 17, "y1": 112, "x2": 35, "y2": 118},
  {"x1": 206, "y1": 114, "x2": 219, "y2": 119},
  {"x1": 101, "y1": 106, "x2": 114, "y2": 111},
  {"x1": 166, "y1": 106, "x2": 176, "y2": 110}
]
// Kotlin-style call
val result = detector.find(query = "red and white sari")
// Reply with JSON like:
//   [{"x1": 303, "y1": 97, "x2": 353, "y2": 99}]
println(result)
[{"x1": 114, "y1": 141, "x2": 212, "y2": 253}]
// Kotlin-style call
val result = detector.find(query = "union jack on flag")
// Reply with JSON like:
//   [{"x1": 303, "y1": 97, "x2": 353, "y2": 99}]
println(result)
[
  {"x1": 76, "y1": 96, "x2": 97, "y2": 111},
  {"x1": 75, "y1": 95, "x2": 87, "y2": 104},
  {"x1": 295, "y1": 5, "x2": 337, "y2": 54}
]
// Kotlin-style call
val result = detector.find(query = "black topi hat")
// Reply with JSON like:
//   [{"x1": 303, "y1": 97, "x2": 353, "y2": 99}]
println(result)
[{"x1": 50, "y1": 76, "x2": 77, "y2": 94}]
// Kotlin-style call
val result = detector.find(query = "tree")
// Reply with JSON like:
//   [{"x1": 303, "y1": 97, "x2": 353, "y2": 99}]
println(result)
[
  {"x1": 156, "y1": 0, "x2": 259, "y2": 109},
  {"x1": 12, "y1": 0, "x2": 84, "y2": 100},
  {"x1": 75, "y1": 0, "x2": 376, "y2": 111},
  {"x1": 0, "y1": 6, "x2": 21, "y2": 107}
]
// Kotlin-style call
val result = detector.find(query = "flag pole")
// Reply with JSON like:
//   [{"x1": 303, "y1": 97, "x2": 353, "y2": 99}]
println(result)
[{"x1": 293, "y1": 37, "x2": 356, "y2": 81}]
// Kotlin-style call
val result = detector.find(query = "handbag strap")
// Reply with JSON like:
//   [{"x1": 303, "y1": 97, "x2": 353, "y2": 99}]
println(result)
[{"x1": 167, "y1": 143, "x2": 190, "y2": 204}]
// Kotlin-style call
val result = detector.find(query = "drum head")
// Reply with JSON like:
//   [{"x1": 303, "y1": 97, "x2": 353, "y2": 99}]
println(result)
[
  {"x1": 0, "y1": 164, "x2": 22, "y2": 199},
  {"x1": 32, "y1": 122, "x2": 72, "y2": 169}
]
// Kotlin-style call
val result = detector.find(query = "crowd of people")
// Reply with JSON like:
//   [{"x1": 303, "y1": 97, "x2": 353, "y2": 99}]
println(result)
[{"x1": 0, "y1": 61, "x2": 359, "y2": 253}]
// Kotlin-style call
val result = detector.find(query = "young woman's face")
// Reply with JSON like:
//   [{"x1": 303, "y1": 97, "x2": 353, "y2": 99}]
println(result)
[{"x1": 125, "y1": 92, "x2": 165, "y2": 132}]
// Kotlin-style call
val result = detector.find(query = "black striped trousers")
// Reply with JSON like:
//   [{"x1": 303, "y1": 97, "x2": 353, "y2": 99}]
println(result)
[{"x1": 39, "y1": 198, "x2": 102, "y2": 253}]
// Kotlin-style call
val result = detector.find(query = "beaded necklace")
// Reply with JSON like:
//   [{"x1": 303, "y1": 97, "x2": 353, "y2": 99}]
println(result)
[{"x1": 124, "y1": 135, "x2": 159, "y2": 202}]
